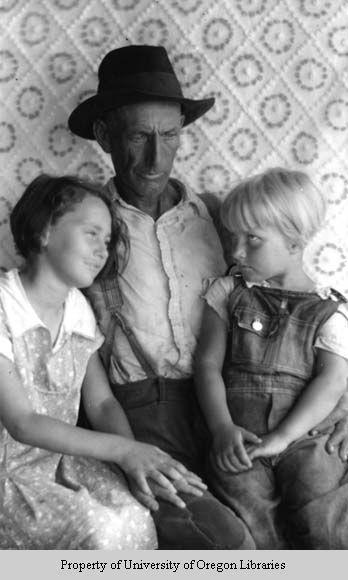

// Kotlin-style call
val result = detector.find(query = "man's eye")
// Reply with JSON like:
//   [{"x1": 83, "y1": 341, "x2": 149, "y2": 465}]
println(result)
[
  {"x1": 130, "y1": 133, "x2": 147, "y2": 142},
  {"x1": 164, "y1": 130, "x2": 178, "y2": 138}
]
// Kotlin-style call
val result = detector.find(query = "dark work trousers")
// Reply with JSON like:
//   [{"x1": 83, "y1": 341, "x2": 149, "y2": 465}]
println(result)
[{"x1": 111, "y1": 377, "x2": 255, "y2": 550}]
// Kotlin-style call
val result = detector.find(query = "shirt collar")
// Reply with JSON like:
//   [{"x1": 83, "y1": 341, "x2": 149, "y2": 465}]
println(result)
[
  {"x1": 3, "y1": 269, "x2": 96, "y2": 340},
  {"x1": 104, "y1": 177, "x2": 203, "y2": 215}
]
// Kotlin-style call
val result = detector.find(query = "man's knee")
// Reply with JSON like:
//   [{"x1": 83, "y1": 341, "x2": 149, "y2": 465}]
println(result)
[{"x1": 153, "y1": 490, "x2": 255, "y2": 550}]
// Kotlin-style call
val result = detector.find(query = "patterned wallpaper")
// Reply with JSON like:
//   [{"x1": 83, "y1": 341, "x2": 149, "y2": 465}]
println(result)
[{"x1": 0, "y1": 0, "x2": 347, "y2": 294}]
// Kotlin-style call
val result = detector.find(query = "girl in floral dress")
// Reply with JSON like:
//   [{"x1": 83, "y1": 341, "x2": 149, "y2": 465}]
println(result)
[{"x1": 0, "y1": 174, "x2": 202, "y2": 549}]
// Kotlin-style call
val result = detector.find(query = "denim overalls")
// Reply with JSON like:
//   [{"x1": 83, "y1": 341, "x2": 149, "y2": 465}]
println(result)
[{"x1": 208, "y1": 276, "x2": 348, "y2": 549}]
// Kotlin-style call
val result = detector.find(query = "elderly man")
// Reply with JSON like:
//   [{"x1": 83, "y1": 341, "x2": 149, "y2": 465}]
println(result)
[
  {"x1": 69, "y1": 45, "x2": 348, "y2": 549},
  {"x1": 68, "y1": 44, "x2": 256, "y2": 550}
]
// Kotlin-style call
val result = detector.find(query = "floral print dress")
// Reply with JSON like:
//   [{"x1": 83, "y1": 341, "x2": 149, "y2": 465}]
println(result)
[{"x1": 0, "y1": 269, "x2": 157, "y2": 550}]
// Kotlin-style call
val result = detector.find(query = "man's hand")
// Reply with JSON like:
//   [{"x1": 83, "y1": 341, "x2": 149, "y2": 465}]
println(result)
[{"x1": 309, "y1": 389, "x2": 348, "y2": 461}]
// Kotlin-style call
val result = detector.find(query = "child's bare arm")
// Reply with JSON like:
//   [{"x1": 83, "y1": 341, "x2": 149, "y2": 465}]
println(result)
[
  {"x1": 248, "y1": 350, "x2": 348, "y2": 460},
  {"x1": 195, "y1": 304, "x2": 260, "y2": 472},
  {"x1": 0, "y1": 353, "x2": 204, "y2": 508}
]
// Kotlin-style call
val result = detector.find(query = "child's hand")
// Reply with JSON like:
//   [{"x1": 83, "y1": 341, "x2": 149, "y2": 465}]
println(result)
[
  {"x1": 118, "y1": 440, "x2": 206, "y2": 503},
  {"x1": 246, "y1": 432, "x2": 289, "y2": 460},
  {"x1": 212, "y1": 423, "x2": 261, "y2": 473}
]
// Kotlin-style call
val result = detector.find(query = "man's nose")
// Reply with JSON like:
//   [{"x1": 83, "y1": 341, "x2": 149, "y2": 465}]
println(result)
[{"x1": 145, "y1": 133, "x2": 162, "y2": 169}]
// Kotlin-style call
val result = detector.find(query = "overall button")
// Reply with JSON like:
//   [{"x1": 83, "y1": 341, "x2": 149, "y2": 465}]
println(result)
[{"x1": 251, "y1": 318, "x2": 263, "y2": 331}]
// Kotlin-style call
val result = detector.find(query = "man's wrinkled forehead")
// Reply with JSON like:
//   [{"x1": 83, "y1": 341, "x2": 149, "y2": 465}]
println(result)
[{"x1": 106, "y1": 100, "x2": 183, "y2": 129}]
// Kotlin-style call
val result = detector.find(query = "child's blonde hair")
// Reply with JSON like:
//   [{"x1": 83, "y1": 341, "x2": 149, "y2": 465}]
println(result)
[{"x1": 221, "y1": 168, "x2": 326, "y2": 249}]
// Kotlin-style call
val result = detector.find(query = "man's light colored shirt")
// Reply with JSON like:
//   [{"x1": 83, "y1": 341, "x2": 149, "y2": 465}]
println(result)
[{"x1": 88, "y1": 178, "x2": 226, "y2": 384}]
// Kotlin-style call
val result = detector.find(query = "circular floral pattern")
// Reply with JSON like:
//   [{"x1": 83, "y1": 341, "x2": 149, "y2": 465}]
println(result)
[
  {"x1": 81, "y1": 17, "x2": 111, "y2": 47},
  {"x1": 262, "y1": 19, "x2": 294, "y2": 54},
  {"x1": 236, "y1": 0, "x2": 267, "y2": 17},
  {"x1": 48, "y1": 124, "x2": 76, "y2": 157},
  {"x1": 292, "y1": 132, "x2": 318, "y2": 164},
  {"x1": 231, "y1": 54, "x2": 263, "y2": 87},
  {"x1": 77, "y1": 161, "x2": 105, "y2": 184},
  {"x1": 0, "y1": 122, "x2": 16, "y2": 153},
  {"x1": 295, "y1": 58, "x2": 328, "y2": 90},
  {"x1": 229, "y1": 128, "x2": 258, "y2": 160},
  {"x1": 137, "y1": 19, "x2": 169, "y2": 45},
  {"x1": 16, "y1": 86, "x2": 44, "y2": 119},
  {"x1": 176, "y1": 128, "x2": 199, "y2": 163},
  {"x1": 112, "y1": 0, "x2": 138, "y2": 10},
  {"x1": 201, "y1": 91, "x2": 230, "y2": 126},
  {"x1": 171, "y1": 0, "x2": 201, "y2": 14},
  {"x1": 203, "y1": 18, "x2": 233, "y2": 51},
  {"x1": 20, "y1": 12, "x2": 50, "y2": 46},
  {"x1": 16, "y1": 157, "x2": 43, "y2": 187},
  {"x1": 299, "y1": 0, "x2": 330, "y2": 18},
  {"x1": 199, "y1": 164, "x2": 230, "y2": 194},
  {"x1": 0, "y1": 50, "x2": 18, "y2": 83},
  {"x1": 260, "y1": 93, "x2": 291, "y2": 128},
  {"x1": 49, "y1": 52, "x2": 77, "y2": 84},
  {"x1": 0, "y1": 0, "x2": 19, "y2": 11},
  {"x1": 321, "y1": 173, "x2": 348, "y2": 205},
  {"x1": 53, "y1": 0, "x2": 80, "y2": 8},
  {"x1": 173, "y1": 53, "x2": 202, "y2": 89},
  {"x1": 328, "y1": 26, "x2": 348, "y2": 56},
  {"x1": 314, "y1": 243, "x2": 346, "y2": 276},
  {"x1": 325, "y1": 99, "x2": 348, "y2": 131}
]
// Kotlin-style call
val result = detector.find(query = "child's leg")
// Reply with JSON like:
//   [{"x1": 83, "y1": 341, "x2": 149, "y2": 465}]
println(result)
[
  {"x1": 207, "y1": 456, "x2": 288, "y2": 549},
  {"x1": 276, "y1": 433, "x2": 347, "y2": 548}
]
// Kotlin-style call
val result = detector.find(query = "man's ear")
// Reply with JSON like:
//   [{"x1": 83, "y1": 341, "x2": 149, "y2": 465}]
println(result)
[
  {"x1": 93, "y1": 119, "x2": 112, "y2": 153},
  {"x1": 180, "y1": 114, "x2": 185, "y2": 128}
]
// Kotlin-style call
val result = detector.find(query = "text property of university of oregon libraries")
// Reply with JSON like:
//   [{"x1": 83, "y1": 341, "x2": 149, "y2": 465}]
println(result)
[{"x1": 60, "y1": 559, "x2": 287, "y2": 573}]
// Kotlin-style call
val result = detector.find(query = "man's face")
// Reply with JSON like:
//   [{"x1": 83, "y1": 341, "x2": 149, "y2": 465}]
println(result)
[{"x1": 103, "y1": 101, "x2": 184, "y2": 202}]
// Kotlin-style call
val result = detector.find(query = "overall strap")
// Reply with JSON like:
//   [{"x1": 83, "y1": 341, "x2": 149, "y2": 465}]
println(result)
[{"x1": 99, "y1": 278, "x2": 157, "y2": 379}]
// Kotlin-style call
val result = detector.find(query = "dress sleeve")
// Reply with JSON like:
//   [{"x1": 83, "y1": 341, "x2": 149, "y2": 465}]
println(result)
[
  {"x1": 202, "y1": 276, "x2": 235, "y2": 326},
  {"x1": 315, "y1": 303, "x2": 348, "y2": 360},
  {"x1": 0, "y1": 296, "x2": 14, "y2": 362}
]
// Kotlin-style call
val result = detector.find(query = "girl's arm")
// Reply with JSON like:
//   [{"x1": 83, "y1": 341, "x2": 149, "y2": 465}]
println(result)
[
  {"x1": 194, "y1": 303, "x2": 260, "y2": 472},
  {"x1": 0, "y1": 352, "x2": 203, "y2": 505},
  {"x1": 248, "y1": 349, "x2": 348, "y2": 460}
]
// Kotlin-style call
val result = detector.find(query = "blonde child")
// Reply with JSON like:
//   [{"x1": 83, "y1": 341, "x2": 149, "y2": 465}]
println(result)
[
  {"x1": 0, "y1": 174, "x2": 204, "y2": 549},
  {"x1": 195, "y1": 168, "x2": 348, "y2": 549}
]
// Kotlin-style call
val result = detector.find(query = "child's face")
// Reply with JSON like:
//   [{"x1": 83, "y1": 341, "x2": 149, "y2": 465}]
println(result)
[
  {"x1": 42, "y1": 192, "x2": 111, "y2": 288},
  {"x1": 231, "y1": 225, "x2": 296, "y2": 287}
]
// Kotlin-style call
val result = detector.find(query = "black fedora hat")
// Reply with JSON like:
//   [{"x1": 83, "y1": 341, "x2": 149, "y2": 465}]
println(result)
[{"x1": 68, "y1": 45, "x2": 215, "y2": 140}]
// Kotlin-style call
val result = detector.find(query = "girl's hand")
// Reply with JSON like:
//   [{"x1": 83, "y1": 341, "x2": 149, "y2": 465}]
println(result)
[
  {"x1": 118, "y1": 439, "x2": 206, "y2": 501},
  {"x1": 212, "y1": 424, "x2": 261, "y2": 473},
  {"x1": 127, "y1": 474, "x2": 207, "y2": 512},
  {"x1": 246, "y1": 432, "x2": 289, "y2": 460}
]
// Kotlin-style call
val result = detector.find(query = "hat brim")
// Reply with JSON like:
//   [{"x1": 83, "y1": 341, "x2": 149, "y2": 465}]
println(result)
[{"x1": 68, "y1": 90, "x2": 215, "y2": 140}]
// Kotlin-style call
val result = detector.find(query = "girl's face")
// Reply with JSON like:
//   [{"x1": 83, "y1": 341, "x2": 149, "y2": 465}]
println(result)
[
  {"x1": 231, "y1": 224, "x2": 297, "y2": 288},
  {"x1": 42, "y1": 192, "x2": 111, "y2": 288}
]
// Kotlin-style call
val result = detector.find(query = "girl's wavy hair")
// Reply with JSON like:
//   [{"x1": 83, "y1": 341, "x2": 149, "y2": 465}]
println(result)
[
  {"x1": 10, "y1": 174, "x2": 129, "y2": 276},
  {"x1": 221, "y1": 167, "x2": 326, "y2": 249}
]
